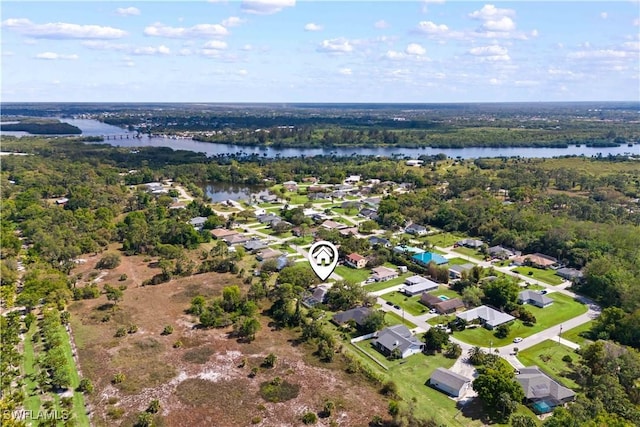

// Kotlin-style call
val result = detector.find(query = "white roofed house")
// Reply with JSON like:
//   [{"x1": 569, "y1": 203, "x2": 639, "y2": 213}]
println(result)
[
  {"x1": 429, "y1": 368, "x2": 471, "y2": 398},
  {"x1": 374, "y1": 325, "x2": 424, "y2": 359},
  {"x1": 456, "y1": 305, "x2": 515, "y2": 330},
  {"x1": 189, "y1": 216, "x2": 208, "y2": 231},
  {"x1": 371, "y1": 266, "x2": 398, "y2": 282},
  {"x1": 518, "y1": 290, "x2": 554, "y2": 308},
  {"x1": 402, "y1": 275, "x2": 438, "y2": 295}
]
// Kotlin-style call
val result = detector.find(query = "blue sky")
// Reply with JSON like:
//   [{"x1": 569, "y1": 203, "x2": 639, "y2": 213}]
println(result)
[{"x1": 2, "y1": 1, "x2": 639, "y2": 102}]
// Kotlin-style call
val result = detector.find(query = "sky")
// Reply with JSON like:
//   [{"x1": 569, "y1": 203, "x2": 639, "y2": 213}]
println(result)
[{"x1": 1, "y1": 1, "x2": 639, "y2": 103}]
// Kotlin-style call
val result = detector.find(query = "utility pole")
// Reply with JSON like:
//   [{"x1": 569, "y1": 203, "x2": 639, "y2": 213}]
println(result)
[{"x1": 558, "y1": 324, "x2": 562, "y2": 345}]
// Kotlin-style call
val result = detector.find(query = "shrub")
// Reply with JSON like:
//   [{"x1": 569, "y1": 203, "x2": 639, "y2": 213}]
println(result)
[
  {"x1": 173, "y1": 340, "x2": 183, "y2": 348},
  {"x1": 161, "y1": 325, "x2": 174, "y2": 335},
  {"x1": 301, "y1": 412, "x2": 317, "y2": 425},
  {"x1": 128, "y1": 324, "x2": 138, "y2": 334},
  {"x1": 259, "y1": 379, "x2": 300, "y2": 402},
  {"x1": 115, "y1": 327, "x2": 127, "y2": 337},
  {"x1": 262, "y1": 353, "x2": 277, "y2": 368},
  {"x1": 146, "y1": 399, "x2": 160, "y2": 414},
  {"x1": 380, "y1": 381, "x2": 398, "y2": 397},
  {"x1": 251, "y1": 416, "x2": 262, "y2": 424},
  {"x1": 106, "y1": 407, "x2": 124, "y2": 419},
  {"x1": 249, "y1": 367, "x2": 259, "y2": 378},
  {"x1": 78, "y1": 378, "x2": 94, "y2": 394},
  {"x1": 119, "y1": 274, "x2": 128, "y2": 281},
  {"x1": 562, "y1": 355, "x2": 573, "y2": 363},
  {"x1": 112, "y1": 373, "x2": 126, "y2": 384},
  {"x1": 97, "y1": 252, "x2": 121, "y2": 270}
]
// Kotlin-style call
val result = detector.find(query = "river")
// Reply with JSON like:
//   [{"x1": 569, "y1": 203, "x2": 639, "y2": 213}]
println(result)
[{"x1": 3, "y1": 118, "x2": 638, "y2": 159}]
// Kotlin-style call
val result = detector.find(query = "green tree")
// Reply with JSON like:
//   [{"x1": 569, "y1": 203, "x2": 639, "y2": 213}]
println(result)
[
  {"x1": 104, "y1": 284, "x2": 123, "y2": 306},
  {"x1": 237, "y1": 317, "x2": 261, "y2": 342},
  {"x1": 424, "y1": 327, "x2": 450, "y2": 353},
  {"x1": 359, "y1": 311, "x2": 386, "y2": 334},
  {"x1": 473, "y1": 365, "x2": 524, "y2": 422}
]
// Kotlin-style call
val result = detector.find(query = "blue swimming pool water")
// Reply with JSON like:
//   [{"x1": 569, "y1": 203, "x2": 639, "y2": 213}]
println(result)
[{"x1": 438, "y1": 295, "x2": 450, "y2": 301}]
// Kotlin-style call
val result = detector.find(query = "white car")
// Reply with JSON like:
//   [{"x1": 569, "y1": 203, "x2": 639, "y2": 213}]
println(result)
[{"x1": 513, "y1": 337, "x2": 523, "y2": 343}]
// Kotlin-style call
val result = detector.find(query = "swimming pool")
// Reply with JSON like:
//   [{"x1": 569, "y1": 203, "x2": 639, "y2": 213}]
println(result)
[
  {"x1": 438, "y1": 295, "x2": 450, "y2": 301},
  {"x1": 532, "y1": 400, "x2": 553, "y2": 414}
]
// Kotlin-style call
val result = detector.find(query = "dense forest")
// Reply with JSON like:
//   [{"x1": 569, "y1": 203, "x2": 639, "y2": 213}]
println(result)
[
  {"x1": 1, "y1": 135, "x2": 639, "y2": 426},
  {"x1": 0, "y1": 118, "x2": 81, "y2": 135}
]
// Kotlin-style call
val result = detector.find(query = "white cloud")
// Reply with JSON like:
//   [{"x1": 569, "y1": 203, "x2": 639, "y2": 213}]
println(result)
[
  {"x1": 514, "y1": 80, "x2": 539, "y2": 87},
  {"x1": 489, "y1": 78, "x2": 501, "y2": 85},
  {"x1": 144, "y1": 22, "x2": 228, "y2": 38},
  {"x1": 531, "y1": 29, "x2": 539, "y2": 37},
  {"x1": 203, "y1": 40, "x2": 228, "y2": 50},
  {"x1": 568, "y1": 49, "x2": 629, "y2": 59},
  {"x1": 600, "y1": 12, "x2": 608, "y2": 19},
  {"x1": 317, "y1": 38, "x2": 353, "y2": 53},
  {"x1": 1, "y1": 18, "x2": 127, "y2": 39},
  {"x1": 339, "y1": 68, "x2": 352, "y2": 75},
  {"x1": 131, "y1": 45, "x2": 170, "y2": 55},
  {"x1": 2, "y1": 51, "x2": 14, "y2": 56},
  {"x1": 237, "y1": 69, "x2": 248, "y2": 76},
  {"x1": 384, "y1": 50, "x2": 405, "y2": 60},
  {"x1": 374, "y1": 20, "x2": 389, "y2": 29},
  {"x1": 634, "y1": 18, "x2": 640, "y2": 26},
  {"x1": 304, "y1": 23, "x2": 323, "y2": 32},
  {"x1": 81, "y1": 40, "x2": 128, "y2": 51},
  {"x1": 115, "y1": 7, "x2": 140, "y2": 17},
  {"x1": 469, "y1": 4, "x2": 515, "y2": 21},
  {"x1": 222, "y1": 16, "x2": 244, "y2": 27},
  {"x1": 469, "y1": 44, "x2": 510, "y2": 61},
  {"x1": 178, "y1": 48, "x2": 193, "y2": 56},
  {"x1": 405, "y1": 43, "x2": 426, "y2": 56},
  {"x1": 35, "y1": 52, "x2": 79, "y2": 60},
  {"x1": 416, "y1": 21, "x2": 449, "y2": 34},
  {"x1": 241, "y1": 44, "x2": 252, "y2": 51},
  {"x1": 483, "y1": 16, "x2": 515, "y2": 32},
  {"x1": 622, "y1": 41, "x2": 640, "y2": 51},
  {"x1": 241, "y1": 0, "x2": 295, "y2": 15}
]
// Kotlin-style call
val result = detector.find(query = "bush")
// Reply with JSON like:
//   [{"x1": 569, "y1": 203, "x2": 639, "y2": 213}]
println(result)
[
  {"x1": 251, "y1": 416, "x2": 262, "y2": 424},
  {"x1": 112, "y1": 373, "x2": 126, "y2": 384},
  {"x1": 262, "y1": 353, "x2": 277, "y2": 368},
  {"x1": 380, "y1": 381, "x2": 398, "y2": 397},
  {"x1": 78, "y1": 378, "x2": 94, "y2": 394},
  {"x1": 161, "y1": 325, "x2": 174, "y2": 335},
  {"x1": 115, "y1": 327, "x2": 127, "y2": 337},
  {"x1": 562, "y1": 355, "x2": 573, "y2": 363},
  {"x1": 259, "y1": 379, "x2": 300, "y2": 402},
  {"x1": 146, "y1": 399, "x2": 160, "y2": 414},
  {"x1": 96, "y1": 252, "x2": 121, "y2": 270},
  {"x1": 128, "y1": 324, "x2": 138, "y2": 334},
  {"x1": 106, "y1": 407, "x2": 125, "y2": 419},
  {"x1": 301, "y1": 412, "x2": 317, "y2": 424},
  {"x1": 119, "y1": 274, "x2": 128, "y2": 281},
  {"x1": 173, "y1": 340, "x2": 183, "y2": 348}
]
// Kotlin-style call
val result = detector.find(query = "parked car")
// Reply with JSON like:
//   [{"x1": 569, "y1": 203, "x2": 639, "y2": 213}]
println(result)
[
  {"x1": 429, "y1": 309, "x2": 437, "y2": 314},
  {"x1": 513, "y1": 337, "x2": 523, "y2": 343}
]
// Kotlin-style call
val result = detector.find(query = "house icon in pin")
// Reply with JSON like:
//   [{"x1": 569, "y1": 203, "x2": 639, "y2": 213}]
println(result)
[{"x1": 313, "y1": 246, "x2": 334, "y2": 266}]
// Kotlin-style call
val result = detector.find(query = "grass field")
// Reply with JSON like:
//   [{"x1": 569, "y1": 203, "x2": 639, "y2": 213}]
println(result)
[
  {"x1": 427, "y1": 286, "x2": 462, "y2": 300},
  {"x1": 383, "y1": 311, "x2": 418, "y2": 329},
  {"x1": 335, "y1": 266, "x2": 371, "y2": 283},
  {"x1": 561, "y1": 321, "x2": 594, "y2": 347},
  {"x1": 447, "y1": 257, "x2": 476, "y2": 266},
  {"x1": 512, "y1": 266, "x2": 564, "y2": 285},
  {"x1": 517, "y1": 340, "x2": 581, "y2": 390},
  {"x1": 425, "y1": 232, "x2": 470, "y2": 248},
  {"x1": 453, "y1": 247, "x2": 485, "y2": 260},
  {"x1": 380, "y1": 292, "x2": 430, "y2": 316},
  {"x1": 453, "y1": 293, "x2": 588, "y2": 347}
]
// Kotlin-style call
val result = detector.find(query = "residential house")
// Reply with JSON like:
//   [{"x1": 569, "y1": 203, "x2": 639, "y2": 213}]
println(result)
[
  {"x1": 368, "y1": 236, "x2": 391, "y2": 248},
  {"x1": 210, "y1": 228, "x2": 238, "y2": 240},
  {"x1": 345, "y1": 253, "x2": 367, "y2": 269},
  {"x1": 406, "y1": 159, "x2": 424, "y2": 167},
  {"x1": 488, "y1": 245, "x2": 515, "y2": 259},
  {"x1": 402, "y1": 276, "x2": 438, "y2": 295},
  {"x1": 455, "y1": 239, "x2": 484, "y2": 249},
  {"x1": 344, "y1": 175, "x2": 361, "y2": 184},
  {"x1": 371, "y1": 266, "x2": 398, "y2": 282},
  {"x1": 341, "y1": 201, "x2": 362, "y2": 210},
  {"x1": 555, "y1": 268, "x2": 583, "y2": 281},
  {"x1": 256, "y1": 248, "x2": 283, "y2": 261},
  {"x1": 302, "y1": 177, "x2": 318, "y2": 183},
  {"x1": 518, "y1": 290, "x2": 554, "y2": 308},
  {"x1": 516, "y1": 367, "x2": 576, "y2": 414},
  {"x1": 308, "y1": 192, "x2": 329, "y2": 201},
  {"x1": 456, "y1": 305, "x2": 515, "y2": 329},
  {"x1": 359, "y1": 208, "x2": 379, "y2": 220},
  {"x1": 321, "y1": 220, "x2": 348, "y2": 230},
  {"x1": 224, "y1": 234, "x2": 251, "y2": 246},
  {"x1": 257, "y1": 213, "x2": 281, "y2": 225},
  {"x1": 283, "y1": 181, "x2": 298, "y2": 192},
  {"x1": 420, "y1": 294, "x2": 465, "y2": 314},
  {"x1": 244, "y1": 240, "x2": 268, "y2": 252},
  {"x1": 339, "y1": 227, "x2": 359, "y2": 237},
  {"x1": 429, "y1": 368, "x2": 471, "y2": 397},
  {"x1": 189, "y1": 217, "x2": 208, "y2": 231},
  {"x1": 393, "y1": 245, "x2": 424, "y2": 255},
  {"x1": 362, "y1": 197, "x2": 381, "y2": 208},
  {"x1": 449, "y1": 263, "x2": 475, "y2": 279},
  {"x1": 374, "y1": 325, "x2": 424, "y2": 359},
  {"x1": 275, "y1": 255, "x2": 291, "y2": 271},
  {"x1": 303, "y1": 284, "x2": 331, "y2": 307},
  {"x1": 332, "y1": 307, "x2": 373, "y2": 327},
  {"x1": 144, "y1": 182, "x2": 165, "y2": 194},
  {"x1": 405, "y1": 223, "x2": 428, "y2": 236},
  {"x1": 55, "y1": 197, "x2": 69, "y2": 205},
  {"x1": 518, "y1": 253, "x2": 559, "y2": 269},
  {"x1": 412, "y1": 252, "x2": 449, "y2": 266},
  {"x1": 260, "y1": 194, "x2": 278, "y2": 203}
]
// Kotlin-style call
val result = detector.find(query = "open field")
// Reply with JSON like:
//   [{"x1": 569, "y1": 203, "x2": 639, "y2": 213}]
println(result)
[
  {"x1": 427, "y1": 286, "x2": 462, "y2": 300},
  {"x1": 452, "y1": 293, "x2": 588, "y2": 347},
  {"x1": 383, "y1": 311, "x2": 418, "y2": 329},
  {"x1": 517, "y1": 340, "x2": 581, "y2": 390},
  {"x1": 561, "y1": 321, "x2": 594, "y2": 347},
  {"x1": 425, "y1": 232, "x2": 470, "y2": 248},
  {"x1": 453, "y1": 247, "x2": 485, "y2": 260},
  {"x1": 512, "y1": 266, "x2": 564, "y2": 285},
  {"x1": 335, "y1": 266, "x2": 371, "y2": 283},
  {"x1": 363, "y1": 272, "x2": 412, "y2": 293},
  {"x1": 380, "y1": 292, "x2": 429, "y2": 316},
  {"x1": 447, "y1": 257, "x2": 476, "y2": 266},
  {"x1": 68, "y1": 253, "x2": 389, "y2": 427}
]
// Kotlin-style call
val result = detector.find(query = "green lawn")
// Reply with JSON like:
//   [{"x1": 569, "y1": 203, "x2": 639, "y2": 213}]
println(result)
[
  {"x1": 363, "y1": 272, "x2": 411, "y2": 293},
  {"x1": 425, "y1": 232, "x2": 470, "y2": 248},
  {"x1": 453, "y1": 293, "x2": 588, "y2": 347},
  {"x1": 384, "y1": 311, "x2": 418, "y2": 329},
  {"x1": 512, "y1": 266, "x2": 564, "y2": 285},
  {"x1": 335, "y1": 266, "x2": 371, "y2": 283},
  {"x1": 447, "y1": 257, "x2": 476, "y2": 266},
  {"x1": 23, "y1": 323, "x2": 42, "y2": 415},
  {"x1": 289, "y1": 236, "x2": 314, "y2": 246},
  {"x1": 453, "y1": 247, "x2": 485, "y2": 260},
  {"x1": 380, "y1": 291, "x2": 430, "y2": 316},
  {"x1": 561, "y1": 321, "x2": 594, "y2": 347},
  {"x1": 346, "y1": 343, "x2": 481, "y2": 426},
  {"x1": 517, "y1": 340, "x2": 581, "y2": 390}
]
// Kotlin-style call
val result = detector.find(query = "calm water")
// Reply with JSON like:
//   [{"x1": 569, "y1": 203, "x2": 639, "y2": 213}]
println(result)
[
  {"x1": 3, "y1": 118, "x2": 639, "y2": 159},
  {"x1": 203, "y1": 182, "x2": 268, "y2": 203}
]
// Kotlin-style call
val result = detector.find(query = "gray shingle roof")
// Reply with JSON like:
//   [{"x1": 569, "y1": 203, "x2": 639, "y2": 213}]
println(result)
[
  {"x1": 516, "y1": 367, "x2": 576, "y2": 402},
  {"x1": 430, "y1": 367, "x2": 470, "y2": 391},
  {"x1": 374, "y1": 325, "x2": 422, "y2": 354}
]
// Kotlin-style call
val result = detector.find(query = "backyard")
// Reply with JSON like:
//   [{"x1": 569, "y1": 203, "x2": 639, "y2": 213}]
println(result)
[
  {"x1": 561, "y1": 321, "x2": 594, "y2": 347},
  {"x1": 453, "y1": 246, "x2": 485, "y2": 260},
  {"x1": 335, "y1": 265, "x2": 372, "y2": 283},
  {"x1": 425, "y1": 232, "x2": 471, "y2": 248},
  {"x1": 380, "y1": 292, "x2": 430, "y2": 316},
  {"x1": 363, "y1": 272, "x2": 412, "y2": 293}
]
